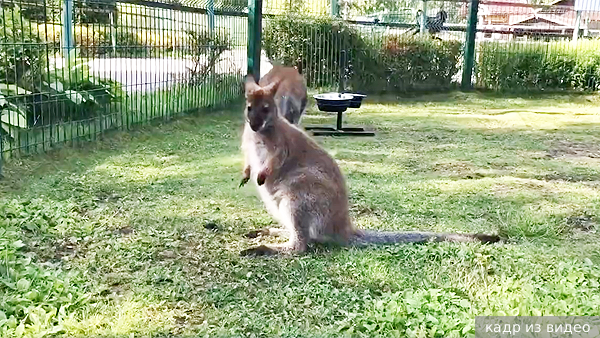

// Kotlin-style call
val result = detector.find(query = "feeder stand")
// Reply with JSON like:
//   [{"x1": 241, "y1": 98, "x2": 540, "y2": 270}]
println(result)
[{"x1": 305, "y1": 51, "x2": 375, "y2": 137}]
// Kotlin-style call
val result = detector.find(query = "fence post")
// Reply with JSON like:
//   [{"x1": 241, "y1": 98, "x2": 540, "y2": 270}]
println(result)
[
  {"x1": 61, "y1": 0, "x2": 75, "y2": 66},
  {"x1": 572, "y1": 10, "x2": 581, "y2": 43},
  {"x1": 0, "y1": 135, "x2": 3, "y2": 179},
  {"x1": 461, "y1": 0, "x2": 479, "y2": 90},
  {"x1": 110, "y1": 11, "x2": 116, "y2": 54},
  {"x1": 331, "y1": 0, "x2": 339, "y2": 17},
  {"x1": 420, "y1": 0, "x2": 427, "y2": 35},
  {"x1": 247, "y1": 0, "x2": 262, "y2": 79},
  {"x1": 208, "y1": 0, "x2": 215, "y2": 74}
]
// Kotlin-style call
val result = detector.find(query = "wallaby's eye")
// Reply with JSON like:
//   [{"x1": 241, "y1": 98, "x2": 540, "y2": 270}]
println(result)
[
  {"x1": 263, "y1": 103, "x2": 271, "y2": 112},
  {"x1": 247, "y1": 105, "x2": 252, "y2": 112}
]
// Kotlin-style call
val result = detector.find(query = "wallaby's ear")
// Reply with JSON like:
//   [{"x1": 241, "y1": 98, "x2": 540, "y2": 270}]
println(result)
[
  {"x1": 245, "y1": 75, "x2": 259, "y2": 95},
  {"x1": 262, "y1": 79, "x2": 282, "y2": 95}
]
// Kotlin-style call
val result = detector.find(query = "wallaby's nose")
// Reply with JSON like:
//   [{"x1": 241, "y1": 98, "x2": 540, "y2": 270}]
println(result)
[{"x1": 250, "y1": 119, "x2": 263, "y2": 132}]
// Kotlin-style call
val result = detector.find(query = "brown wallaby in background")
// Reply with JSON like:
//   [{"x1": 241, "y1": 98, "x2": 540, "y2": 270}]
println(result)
[
  {"x1": 239, "y1": 76, "x2": 500, "y2": 256},
  {"x1": 258, "y1": 65, "x2": 307, "y2": 125}
]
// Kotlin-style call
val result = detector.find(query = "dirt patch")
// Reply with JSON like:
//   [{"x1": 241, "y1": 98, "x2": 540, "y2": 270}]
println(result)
[
  {"x1": 566, "y1": 215, "x2": 597, "y2": 234},
  {"x1": 350, "y1": 203, "x2": 386, "y2": 217},
  {"x1": 432, "y1": 161, "x2": 486, "y2": 179},
  {"x1": 547, "y1": 140, "x2": 600, "y2": 159},
  {"x1": 541, "y1": 172, "x2": 599, "y2": 183},
  {"x1": 113, "y1": 226, "x2": 134, "y2": 236}
]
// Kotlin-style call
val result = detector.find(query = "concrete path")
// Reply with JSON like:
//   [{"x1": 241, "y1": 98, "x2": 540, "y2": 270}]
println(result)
[{"x1": 82, "y1": 48, "x2": 273, "y2": 92}]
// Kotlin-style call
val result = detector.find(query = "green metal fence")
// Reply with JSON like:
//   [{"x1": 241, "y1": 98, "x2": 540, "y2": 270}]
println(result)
[
  {"x1": 258, "y1": 0, "x2": 470, "y2": 93},
  {"x1": 0, "y1": 0, "x2": 248, "y2": 173},
  {"x1": 2, "y1": 0, "x2": 600, "y2": 174},
  {"x1": 258, "y1": 0, "x2": 600, "y2": 95}
]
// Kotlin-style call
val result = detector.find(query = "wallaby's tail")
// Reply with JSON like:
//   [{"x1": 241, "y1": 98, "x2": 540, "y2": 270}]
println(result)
[{"x1": 350, "y1": 230, "x2": 500, "y2": 246}]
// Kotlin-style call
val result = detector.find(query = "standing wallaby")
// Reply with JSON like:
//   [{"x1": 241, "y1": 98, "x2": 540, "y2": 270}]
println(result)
[
  {"x1": 239, "y1": 76, "x2": 500, "y2": 256},
  {"x1": 258, "y1": 65, "x2": 307, "y2": 125}
]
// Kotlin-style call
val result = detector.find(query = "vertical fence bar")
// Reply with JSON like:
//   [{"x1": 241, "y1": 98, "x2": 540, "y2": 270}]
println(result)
[
  {"x1": 461, "y1": 0, "x2": 479, "y2": 90},
  {"x1": 61, "y1": 0, "x2": 75, "y2": 65},
  {"x1": 572, "y1": 10, "x2": 581, "y2": 43},
  {"x1": 247, "y1": 0, "x2": 262, "y2": 78},
  {"x1": 331, "y1": 0, "x2": 339, "y2": 18},
  {"x1": 208, "y1": 0, "x2": 215, "y2": 78},
  {"x1": 420, "y1": 0, "x2": 427, "y2": 35},
  {"x1": 0, "y1": 134, "x2": 3, "y2": 178},
  {"x1": 110, "y1": 11, "x2": 117, "y2": 54}
]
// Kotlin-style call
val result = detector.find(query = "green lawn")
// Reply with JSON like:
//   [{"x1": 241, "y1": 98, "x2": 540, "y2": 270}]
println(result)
[{"x1": 1, "y1": 91, "x2": 600, "y2": 338}]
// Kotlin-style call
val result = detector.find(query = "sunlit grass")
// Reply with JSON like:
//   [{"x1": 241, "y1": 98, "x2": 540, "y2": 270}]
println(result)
[{"x1": 1, "y1": 91, "x2": 599, "y2": 337}]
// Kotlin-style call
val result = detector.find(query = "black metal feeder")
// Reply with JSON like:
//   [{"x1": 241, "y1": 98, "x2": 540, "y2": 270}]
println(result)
[
  {"x1": 304, "y1": 50, "x2": 374, "y2": 137},
  {"x1": 305, "y1": 92, "x2": 374, "y2": 137},
  {"x1": 346, "y1": 93, "x2": 367, "y2": 108}
]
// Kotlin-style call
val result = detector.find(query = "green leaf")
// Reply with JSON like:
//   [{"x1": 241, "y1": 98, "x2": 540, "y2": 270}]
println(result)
[
  {"x1": 64, "y1": 90, "x2": 85, "y2": 104},
  {"x1": 15, "y1": 322, "x2": 25, "y2": 337},
  {"x1": 46, "y1": 80, "x2": 64, "y2": 92},
  {"x1": 16, "y1": 278, "x2": 31, "y2": 291},
  {"x1": 13, "y1": 240, "x2": 25, "y2": 249},
  {"x1": 363, "y1": 323, "x2": 377, "y2": 332},
  {"x1": 0, "y1": 84, "x2": 32, "y2": 95},
  {"x1": 25, "y1": 290, "x2": 40, "y2": 301},
  {"x1": 1, "y1": 108, "x2": 28, "y2": 128}
]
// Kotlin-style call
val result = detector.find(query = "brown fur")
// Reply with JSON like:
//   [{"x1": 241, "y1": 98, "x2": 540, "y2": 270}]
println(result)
[
  {"x1": 239, "y1": 77, "x2": 500, "y2": 256},
  {"x1": 257, "y1": 65, "x2": 307, "y2": 125}
]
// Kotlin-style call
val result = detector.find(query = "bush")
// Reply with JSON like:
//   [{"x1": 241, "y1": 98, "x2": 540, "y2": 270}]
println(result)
[
  {"x1": 477, "y1": 41, "x2": 600, "y2": 91},
  {"x1": 0, "y1": 7, "x2": 45, "y2": 88},
  {"x1": 263, "y1": 15, "x2": 369, "y2": 88},
  {"x1": 0, "y1": 8, "x2": 120, "y2": 140},
  {"x1": 359, "y1": 35, "x2": 463, "y2": 92},
  {"x1": 185, "y1": 29, "x2": 233, "y2": 85},
  {"x1": 263, "y1": 15, "x2": 463, "y2": 93}
]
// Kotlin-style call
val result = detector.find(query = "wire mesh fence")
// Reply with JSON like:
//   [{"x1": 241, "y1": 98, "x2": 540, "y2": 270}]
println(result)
[
  {"x1": 474, "y1": 0, "x2": 600, "y2": 91},
  {"x1": 259, "y1": 0, "x2": 600, "y2": 95},
  {"x1": 0, "y1": 0, "x2": 247, "y2": 170},
  {"x1": 2, "y1": 0, "x2": 600, "y2": 172},
  {"x1": 261, "y1": 0, "x2": 469, "y2": 93}
]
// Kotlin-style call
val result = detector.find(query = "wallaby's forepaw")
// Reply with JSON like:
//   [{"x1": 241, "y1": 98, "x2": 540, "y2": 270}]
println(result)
[
  {"x1": 257, "y1": 172, "x2": 267, "y2": 186},
  {"x1": 239, "y1": 176, "x2": 250, "y2": 188},
  {"x1": 240, "y1": 245, "x2": 278, "y2": 257},
  {"x1": 245, "y1": 228, "x2": 269, "y2": 238}
]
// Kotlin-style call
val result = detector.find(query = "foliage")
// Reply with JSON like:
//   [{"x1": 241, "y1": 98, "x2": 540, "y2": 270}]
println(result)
[
  {"x1": 1, "y1": 58, "x2": 120, "y2": 141},
  {"x1": 13, "y1": 0, "x2": 117, "y2": 24},
  {"x1": 263, "y1": 15, "x2": 463, "y2": 93},
  {"x1": 263, "y1": 15, "x2": 369, "y2": 89},
  {"x1": 0, "y1": 7, "x2": 45, "y2": 88},
  {"x1": 0, "y1": 198, "x2": 87, "y2": 338},
  {"x1": 349, "y1": 0, "x2": 421, "y2": 16},
  {"x1": 185, "y1": 29, "x2": 232, "y2": 85},
  {"x1": 355, "y1": 35, "x2": 462, "y2": 92},
  {"x1": 343, "y1": 247, "x2": 600, "y2": 336},
  {"x1": 477, "y1": 41, "x2": 600, "y2": 92},
  {"x1": 74, "y1": 0, "x2": 118, "y2": 24}
]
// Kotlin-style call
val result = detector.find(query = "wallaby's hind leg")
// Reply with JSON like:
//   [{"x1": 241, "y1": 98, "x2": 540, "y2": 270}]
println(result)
[
  {"x1": 244, "y1": 227, "x2": 289, "y2": 238},
  {"x1": 244, "y1": 189, "x2": 290, "y2": 238},
  {"x1": 241, "y1": 199, "x2": 309, "y2": 256}
]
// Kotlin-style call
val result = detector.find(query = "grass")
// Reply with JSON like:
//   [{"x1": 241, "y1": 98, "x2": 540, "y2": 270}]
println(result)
[{"x1": 1, "y1": 91, "x2": 600, "y2": 338}]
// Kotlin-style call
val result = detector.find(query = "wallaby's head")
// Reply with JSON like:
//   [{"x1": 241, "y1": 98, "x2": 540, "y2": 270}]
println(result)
[{"x1": 244, "y1": 75, "x2": 281, "y2": 132}]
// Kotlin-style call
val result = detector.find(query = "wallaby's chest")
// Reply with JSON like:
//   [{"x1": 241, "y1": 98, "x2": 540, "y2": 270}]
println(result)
[{"x1": 244, "y1": 132, "x2": 272, "y2": 169}]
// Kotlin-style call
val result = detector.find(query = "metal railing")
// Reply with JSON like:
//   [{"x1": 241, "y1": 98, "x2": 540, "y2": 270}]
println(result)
[
  {"x1": 2, "y1": 0, "x2": 600, "y2": 174},
  {"x1": 0, "y1": 0, "x2": 248, "y2": 173}
]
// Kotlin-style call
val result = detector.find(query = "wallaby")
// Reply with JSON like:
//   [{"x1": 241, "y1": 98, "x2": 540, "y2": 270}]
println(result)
[
  {"x1": 258, "y1": 65, "x2": 308, "y2": 125},
  {"x1": 239, "y1": 76, "x2": 500, "y2": 256}
]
